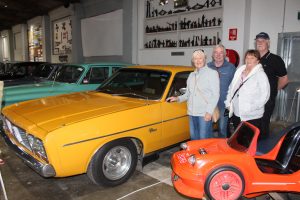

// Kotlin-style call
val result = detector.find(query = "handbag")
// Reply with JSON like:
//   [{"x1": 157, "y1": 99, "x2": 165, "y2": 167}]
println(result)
[
  {"x1": 194, "y1": 74, "x2": 219, "y2": 122},
  {"x1": 224, "y1": 108, "x2": 230, "y2": 117},
  {"x1": 196, "y1": 85, "x2": 219, "y2": 122}
]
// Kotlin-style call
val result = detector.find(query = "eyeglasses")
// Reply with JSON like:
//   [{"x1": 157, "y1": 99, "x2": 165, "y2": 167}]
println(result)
[{"x1": 193, "y1": 49, "x2": 204, "y2": 53}]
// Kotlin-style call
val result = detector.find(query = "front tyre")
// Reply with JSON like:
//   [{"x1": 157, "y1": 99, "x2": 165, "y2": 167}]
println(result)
[
  {"x1": 204, "y1": 166, "x2": 245, "y2": 200},
  {"x1": 87, "y1": 139, "x2": 138, "y2": 186}
]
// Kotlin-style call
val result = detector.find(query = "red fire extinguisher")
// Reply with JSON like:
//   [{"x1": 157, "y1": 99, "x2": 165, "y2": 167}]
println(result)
[{"x1": 226, "y1": 49, "x2": 240, "y2": 67}]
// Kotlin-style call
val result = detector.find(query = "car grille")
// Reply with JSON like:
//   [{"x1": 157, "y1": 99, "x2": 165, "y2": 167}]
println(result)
[{"x1": 2, "y1": 117, "x2": 32, "y2": 151}]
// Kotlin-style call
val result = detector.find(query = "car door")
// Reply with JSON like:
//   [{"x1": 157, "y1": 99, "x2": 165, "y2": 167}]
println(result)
[
  {"x1": 111, "y1": 66, "x2": 122, "y2": 75},
  {"x1": 80, "y1": 66, "x2": 109, "y2": 91},
  {"x1": 49, "y1": 65, "x2": 86, "y2": 95},
  {"x1": 161, "y1": 71, "x2": 191, "y2": 147}
]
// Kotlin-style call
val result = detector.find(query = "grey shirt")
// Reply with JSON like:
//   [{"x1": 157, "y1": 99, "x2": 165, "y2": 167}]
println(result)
[{"x1": 178, "y1": 65, "x2": 220, "y2": 116}]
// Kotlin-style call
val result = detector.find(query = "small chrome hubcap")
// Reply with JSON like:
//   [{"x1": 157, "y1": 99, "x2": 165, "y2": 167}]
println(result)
[{"x1": 102, "y1": 146, "x2": 131, "y2": 180}]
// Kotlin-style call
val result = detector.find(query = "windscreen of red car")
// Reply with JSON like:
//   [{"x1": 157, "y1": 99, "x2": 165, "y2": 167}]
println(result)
[{"x1": 227, "y1": 123, "x2": 255, "y2": 152}]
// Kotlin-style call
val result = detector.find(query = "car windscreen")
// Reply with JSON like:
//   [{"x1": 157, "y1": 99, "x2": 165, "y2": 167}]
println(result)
[
  {"x1": 97, "y1": 68, "x2": 171, "y2": 100},
  {"x1": 6, "y1": 63, "x2": 27, "y2": 75},
  {"x1": 49, "y1": 65, "x2": 84, "y2": 83},
  {"x1": 227, "y1": 123, "x2": 255, "y2": 152},
  {"x1": 33, "y1": 64, "x2": 57, "y2": 78}
]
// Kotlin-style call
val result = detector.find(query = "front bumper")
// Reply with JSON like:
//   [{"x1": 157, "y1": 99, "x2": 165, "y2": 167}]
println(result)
[
  {"x1": 172, "y1": 171, "x2": 204, "y2": 199},
  {"x1": 171, "y1": 155, "x2": 205, "y2": 199},
  {"x1": 0, "y1": 130, "x2": 56, "y2": 177}
]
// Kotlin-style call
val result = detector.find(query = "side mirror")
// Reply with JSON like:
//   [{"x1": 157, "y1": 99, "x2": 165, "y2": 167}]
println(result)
[{"x1": 179, "y1": 88, "x2": 186, "y2": 95}]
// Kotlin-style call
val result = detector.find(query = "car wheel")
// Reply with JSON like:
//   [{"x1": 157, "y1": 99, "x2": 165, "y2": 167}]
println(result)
[
  {"x1": 87, "y1": 139, "x2": 138, "y2": 186},
  {"x1": 204, "y1": 166, "x2": 245, "y2": 200}
]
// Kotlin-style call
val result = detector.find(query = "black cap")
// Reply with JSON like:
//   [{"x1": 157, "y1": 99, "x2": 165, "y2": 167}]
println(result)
[{"x1": 255, "y1": 32, "x2": 270, "y2": 40}]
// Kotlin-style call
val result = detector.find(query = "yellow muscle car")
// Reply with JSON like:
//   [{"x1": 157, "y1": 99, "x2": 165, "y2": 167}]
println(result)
[{"x1": 1, "y1": 65, "x2": 193, "y2": 186}]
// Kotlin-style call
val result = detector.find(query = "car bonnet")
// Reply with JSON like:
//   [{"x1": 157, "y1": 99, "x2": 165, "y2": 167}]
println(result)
[{"x1": 2, "y1": 91, "x2": 149, "y2": 133}]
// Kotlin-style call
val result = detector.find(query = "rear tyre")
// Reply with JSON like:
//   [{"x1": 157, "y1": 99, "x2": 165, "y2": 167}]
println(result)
[
  {"x1": 204, "y1": 166, "x2": 245, "y2": 200},
  {"x1": 87, "y1": 139, "x2": 138, "y2": 186}
]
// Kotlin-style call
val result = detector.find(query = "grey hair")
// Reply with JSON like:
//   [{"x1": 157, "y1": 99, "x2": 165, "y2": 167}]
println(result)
[
  {"x1": 191, "y1": 50, "x2": 207, "y2": 67},
  {"x1": 212, "y1": 44, "x2": 226, "y2": 55}
]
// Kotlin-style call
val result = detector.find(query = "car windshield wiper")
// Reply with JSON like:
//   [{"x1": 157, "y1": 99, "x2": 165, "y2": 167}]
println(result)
[
  {"x1": 112, "y1": 92, "x2": 149, "y2": 100},
  {"x1": 97, "y1": 88, "x2": 113, "y2": 93}
]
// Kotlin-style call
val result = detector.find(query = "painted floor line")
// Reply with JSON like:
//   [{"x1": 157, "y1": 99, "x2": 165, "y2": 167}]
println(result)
[
  {"x1": 116, "y1": 178, "x2": 169, "y2": 200},
  {"x1": 139, "y1": 162, "x2": 173, "y2": 186}
]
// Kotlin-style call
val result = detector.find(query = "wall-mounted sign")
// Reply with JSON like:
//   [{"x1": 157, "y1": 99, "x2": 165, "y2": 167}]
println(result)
[
  {"x1": 229, "y1": 28, "x2": 237, "y2": 41},
  {"x1": 53, "y1": 17, "x2": 72, "y2": 55}
]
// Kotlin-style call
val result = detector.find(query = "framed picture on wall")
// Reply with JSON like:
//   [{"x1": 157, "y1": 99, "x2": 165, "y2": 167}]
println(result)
[
  {"x1": 173, "y1": 0, "x2": 188, "y2": 8},
  {"x1": 54, "y1": 48, "x2": 59, "y2": 54},
  {"x1": 52, "y1": 16, "x2": 72, "y2": 55}
]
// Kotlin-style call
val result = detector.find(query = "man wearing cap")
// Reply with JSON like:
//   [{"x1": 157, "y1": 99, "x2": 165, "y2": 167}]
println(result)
[{"x1": 255, "y1": 32, "x2": 289, "y2": 140}]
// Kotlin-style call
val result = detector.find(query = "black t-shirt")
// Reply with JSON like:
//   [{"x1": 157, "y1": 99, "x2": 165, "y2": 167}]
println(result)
[{"x1": 260, "y1": 51, "x2": 287, "y2": 100}]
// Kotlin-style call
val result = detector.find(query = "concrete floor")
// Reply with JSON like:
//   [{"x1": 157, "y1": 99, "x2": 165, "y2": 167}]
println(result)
[{"x1": 0, "y1": 122, "x2": 300, "y2": 200}]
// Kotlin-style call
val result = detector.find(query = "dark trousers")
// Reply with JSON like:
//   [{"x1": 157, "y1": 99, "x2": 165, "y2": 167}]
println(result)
[
  {"x1": 230, "y1": 114, "x2": 262, "y2": 139},
  {"x1": 260, "y1": 99, "x2": 275, "y2": 140}
]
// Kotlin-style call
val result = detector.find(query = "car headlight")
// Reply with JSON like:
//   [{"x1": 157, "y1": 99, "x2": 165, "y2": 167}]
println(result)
[
  {"x1": 5, "y1": 119, "x2": 13, "y2": 133},
  {"x1": 27, "y1": 135, "x2": 48, "y2": 161},
  {"x1": 32, "y1": 138, "x2": 47, "y2": 158},
  {"x1": 188, "y1": 154, "x2": 196, "y2": 166},
  {"x1": 27, "y1": 134, "x2": 35, "y2": 149}
]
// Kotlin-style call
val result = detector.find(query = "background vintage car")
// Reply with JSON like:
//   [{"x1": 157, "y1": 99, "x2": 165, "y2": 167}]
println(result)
[
  {"x1": 0, "y1": 62, "x2": 5, "y2": 75},
  {"x1": 171, "y1": 121, "x2": 300, "y2": 200},
  {"x1": 1, "y1": 65, "x2": 193, "y2": 186},
  {"x1": 0, "y1": 61, "x2": 47, "y2": 80},
  {"x1": 2, "y1": 62, "x2": 128, "y2": 106},
  {"x1": 3, "y1": 63, "x2": 62, "y2": 87}
]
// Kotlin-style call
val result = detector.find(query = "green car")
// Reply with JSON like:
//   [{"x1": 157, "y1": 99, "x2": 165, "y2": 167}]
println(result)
[{"x1": 3, "y1": 63, "x2": 130, "y2": 107}]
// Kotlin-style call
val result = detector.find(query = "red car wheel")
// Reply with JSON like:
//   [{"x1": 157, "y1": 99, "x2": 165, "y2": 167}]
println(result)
[{"x1": 204, "y1": 167, "x2": 245, "y2": 200}]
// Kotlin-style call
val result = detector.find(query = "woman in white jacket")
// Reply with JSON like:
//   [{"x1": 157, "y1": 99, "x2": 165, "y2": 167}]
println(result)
[{"x1": 225, "y1": 50, "x2": 270, "y2": 137}]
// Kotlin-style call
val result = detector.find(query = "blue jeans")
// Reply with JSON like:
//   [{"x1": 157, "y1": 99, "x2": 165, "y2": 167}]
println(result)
[
  {"x1": 218, "y1": 107, "x2": 229, "y2": 138},
  {"x1": 189, "y1": 116, "x2": 213, "y2": 140}
]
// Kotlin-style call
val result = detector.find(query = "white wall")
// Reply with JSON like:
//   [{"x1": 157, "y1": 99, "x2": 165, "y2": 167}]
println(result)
[
  {"x1": 0, "y1": 30, "x2": 13, "y2": 61},
  {"x1": 248, "y1": 0, "x2": 285, "y2": 53},
  {"x1": 12, "y1": 24, "x2": 28, "y2": 61},
  {"x1": 248, "y1": 0, "x2": 300, "y2": 54},
  {"x1": 221, "y1": 0, "x2": 247, "y2": 64},
  {"x1": 136, "y1": 0, "x2": 300, "y2": 66},
  {"x1": 284, "y1": 0, "x2": 300, "y2": 32}
]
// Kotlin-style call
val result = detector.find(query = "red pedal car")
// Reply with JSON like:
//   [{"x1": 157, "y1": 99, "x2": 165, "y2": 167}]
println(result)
[{"x1": 171, "y1": 121, "x2": 300, "y2": 200}]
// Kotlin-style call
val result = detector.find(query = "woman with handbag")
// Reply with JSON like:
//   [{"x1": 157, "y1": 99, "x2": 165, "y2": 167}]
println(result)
[
  {"x1": 167, "y1": 49, "x2": 219, "y2": 140},
  {"x1": 225, "y1": 49, "x2": 270, "y2": 137}
]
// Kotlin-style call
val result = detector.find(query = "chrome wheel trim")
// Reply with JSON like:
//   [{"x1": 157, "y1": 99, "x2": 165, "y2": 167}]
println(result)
[{"x1": 102, "y1": 146, "x2": 132, "y2": 180}]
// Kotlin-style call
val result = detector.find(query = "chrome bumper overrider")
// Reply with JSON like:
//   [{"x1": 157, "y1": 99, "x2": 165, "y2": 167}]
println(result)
[{"x1": 0, "y1": 130, "x2": 56, "y2": 177}]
